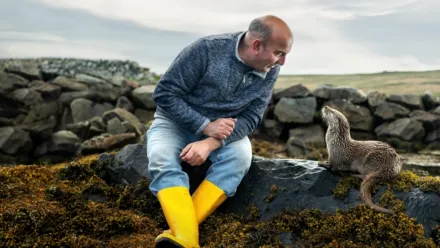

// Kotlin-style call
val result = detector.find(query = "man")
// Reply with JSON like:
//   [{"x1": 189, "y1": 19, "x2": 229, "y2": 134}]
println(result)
[{"x1": 147, "y1": 15, "x2": 293, "y2": 248}]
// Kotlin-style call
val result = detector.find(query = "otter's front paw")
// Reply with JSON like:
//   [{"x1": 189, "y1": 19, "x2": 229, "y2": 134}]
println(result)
[{"x1": 318, "y1": 161, "x2": 330, "y2": 168}]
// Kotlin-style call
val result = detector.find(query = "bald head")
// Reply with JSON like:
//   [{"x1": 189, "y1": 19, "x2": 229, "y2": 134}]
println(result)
[
  {"x1": 239, "y1": 15, "x2": 293, "y2": 72},
  {"x1": 248, "y1": 15, "x2": 293, "y2": 45}
]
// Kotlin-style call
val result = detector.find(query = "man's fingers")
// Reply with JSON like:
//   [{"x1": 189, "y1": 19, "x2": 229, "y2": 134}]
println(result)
[
  {"x1": 221, "y1": 130, "x2": 230, "y2": 137},
  {"x1": 225, "y1": 126, "x2": 233, "y2": 133},
  {"x1": 182, "y1": 150, "x2": 194, "y2": 162},
  {"x1": 180, "y1": 145, "x2": 191, "y2": 157},
  {"x1": 188, "y1": 156, "x2": 199, "y2": 166},
  {"x1": 188, "y1": 153, "x2": 201, "y2": 166}
]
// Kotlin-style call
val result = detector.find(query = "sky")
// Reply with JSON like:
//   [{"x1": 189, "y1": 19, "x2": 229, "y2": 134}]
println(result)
[{"x1": 0, "y1": 0, "x2": 439, "y2": 75}]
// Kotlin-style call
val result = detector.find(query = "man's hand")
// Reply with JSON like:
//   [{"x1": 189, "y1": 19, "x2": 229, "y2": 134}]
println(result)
[
  {"x1": 203, "y1": 118, "x2": 237, "y2": 140},
  {"x1": 180, "y1": 137, "x2": 221, "y2": 166}
]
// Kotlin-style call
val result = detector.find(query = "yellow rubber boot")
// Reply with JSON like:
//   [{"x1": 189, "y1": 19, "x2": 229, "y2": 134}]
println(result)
[
  {"x1": 155, "y1": 186, "x2": 199, "y2": 248},
  {"x1": 162, "y1": 180, "x2": 227, "y2": 236},
  {"x1": 192, "y1": 179, "x2": 227, "y2": 224}
]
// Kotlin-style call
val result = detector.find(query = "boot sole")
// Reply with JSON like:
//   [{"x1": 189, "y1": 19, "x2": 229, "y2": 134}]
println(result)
[{"x1": 155, "y1": 237, "x2": 184, "y2": 248}]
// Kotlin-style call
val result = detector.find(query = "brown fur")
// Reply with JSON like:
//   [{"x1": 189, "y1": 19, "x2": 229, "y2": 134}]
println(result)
[{"x1": 320, "y1": 106, "x2": 402, "y2": 215}]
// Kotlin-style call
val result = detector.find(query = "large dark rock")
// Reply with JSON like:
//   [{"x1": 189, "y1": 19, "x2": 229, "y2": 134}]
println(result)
[
  {"x1": 222, "y1": 156, "x2": 440, "y2": 239},
  {"x1": 312, "y1": 85, "x2": 367, "y2": 104},
  {"x1": 98, "y1": 143, "x2": 440, "y2": 238}
]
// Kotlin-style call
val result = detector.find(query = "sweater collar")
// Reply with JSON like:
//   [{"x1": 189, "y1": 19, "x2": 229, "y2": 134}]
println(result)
[{"x1": 235, "y1": 31, "x2": 267, "y2": 79}]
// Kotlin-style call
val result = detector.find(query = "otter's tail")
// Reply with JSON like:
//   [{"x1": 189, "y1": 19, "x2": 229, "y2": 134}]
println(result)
[{"x1": 360, "y1": 171, "x2": 395, "y2": 215}]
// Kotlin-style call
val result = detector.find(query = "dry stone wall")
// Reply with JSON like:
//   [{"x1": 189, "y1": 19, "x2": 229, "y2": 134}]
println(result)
[{"x1": 1, "y1": 58, "x2": 440, "y2": 165}]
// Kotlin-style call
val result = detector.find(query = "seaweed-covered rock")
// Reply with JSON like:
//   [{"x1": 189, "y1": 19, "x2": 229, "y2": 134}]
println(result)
[
  {"x1": 99, "y1": 143, "x2": 440, "y2": 240},
  {"x1": 222, "y1": 156, "x2": 440, "y2": 239},
  {"x1": 1, "y1": 151, "x2": 440, "y2": 247}
]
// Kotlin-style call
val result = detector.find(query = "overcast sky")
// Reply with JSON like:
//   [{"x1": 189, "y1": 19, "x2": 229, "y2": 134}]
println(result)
[{"x1": 1, "y1": 0, "x2": 439, "y2": 75}]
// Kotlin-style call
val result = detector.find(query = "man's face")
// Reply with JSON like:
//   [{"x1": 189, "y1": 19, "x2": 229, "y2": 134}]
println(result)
[{"x1": 255, "y1": 36, "x2": 292, "y2": 72}]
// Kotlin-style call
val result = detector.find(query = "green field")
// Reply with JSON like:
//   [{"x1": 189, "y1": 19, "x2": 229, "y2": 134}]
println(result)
[{"x1": 275, "y1": 70, "x2": 440, "y2": 96}]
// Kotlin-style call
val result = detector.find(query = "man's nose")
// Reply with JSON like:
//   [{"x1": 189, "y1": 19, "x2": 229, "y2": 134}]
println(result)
[{"x1": 278, "y1": 55, "x2": 286, "y2": 65}]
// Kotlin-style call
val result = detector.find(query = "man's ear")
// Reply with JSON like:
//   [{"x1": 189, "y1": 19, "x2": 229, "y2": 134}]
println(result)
[{"x1": 252, "y1": 39, "x2": 262, "y2": 55}]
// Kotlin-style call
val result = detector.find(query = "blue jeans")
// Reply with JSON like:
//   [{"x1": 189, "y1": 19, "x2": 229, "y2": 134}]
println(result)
[{"x1": 146, "y1": 116, "x2": 252, "y2": 197}]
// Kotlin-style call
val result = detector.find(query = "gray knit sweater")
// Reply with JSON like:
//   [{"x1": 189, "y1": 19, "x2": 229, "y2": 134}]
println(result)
[{"x1": 153, "y1": 31, "x2": 280, "y2": 146}]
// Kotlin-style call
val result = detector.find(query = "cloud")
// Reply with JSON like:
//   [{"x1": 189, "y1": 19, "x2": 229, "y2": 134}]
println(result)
[
  {"x1": 4, "y1": 0, "x2": 439, "y2": 74},
  {"x1": 0, "y1": 40, "x2": 129, "y2": 60},
  {"x1": 0, "y1": 31, "x2": 66, "y2": 42}
]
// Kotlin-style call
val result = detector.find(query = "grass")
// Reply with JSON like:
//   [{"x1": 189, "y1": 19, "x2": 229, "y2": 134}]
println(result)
[{"x1": 275, "y1": 70, "x2": 440, "y2": 96}]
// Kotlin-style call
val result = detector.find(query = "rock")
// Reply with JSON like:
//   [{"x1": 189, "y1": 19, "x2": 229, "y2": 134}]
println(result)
[
  {"x1": 389, "y1": 94, "x2": 424, "y2": 110},
  {"x1": 116, "y1": 96, "x2": 134, "y2": 112},
  {"x1": 74, "y1": 73, "x2": 108, "y2": 86},
  {"x1": 0, "y1": 117, "x2": 13, "y2": 127},
  {"x1": 20, "y1": 115, "x2": 58, "y2": 141},
  {"x1": 134, "y1": 108, "x2": 154, "y2": 124},
  {"x1": 4, "y1": 61, "x2": 42, "y2": 81},
  {"x1": 34, "y1": 130, "x2": 81, "y2": 158},
  {"x1": 11, "y1": 88, "x2": 44, "y2": 106},
  {"x1": 66, "y1": 121, "x2": 91, "y2": 141},
  {"x1": 59, "y1": 107, "x2": 73, "y2": 131},
  {"x1": 0, "y1": 72, "x2": 29, "y2": 96},
  {"x1": 272, "y1": 84, "x2": 311, "y2": 102},
  {"x1": 39, "y1": 58, "x2": 156, "y2": 85},
  {"x1": 81, "y1": 132, "x2": 137, "y2": 154},
  {"x1": 131, "y1": 85, "x2": 156, "y2": 110},
  {"x1": 107, "y1": 118, "x2": 127, "y2": 134},
  {"x1": 102, "y1": 108, "x2": 143, "y2": 135},
  {"x1": 350, "y1": 131, "x2": 376, "y2": 141},
  {"x1": 263, "y1": 119, "x2": 283, "y2": 139},
  {"x1": 93, "y1": 102, "x2": 114, "y2": 117},
  {"x1": 0, "y1": 127, "x2": 33, "y2": 155},
  {"x1": 426, "y1": 129, "x2": 440, "y2": 143},
  {"x1": 367, "y1": 90, "x2": 387, "y2": 108},
  {"x1": 22, "y1": 102, "x2": 59, "y2": 124},
  {"x1": 422, "y1": 91, "x2": 438, "y2": 111},
  {"x1": 375, "y1": 118, "x2": 425, "y2": 141},
  {"x1": 96, "y1": 143, "x2": 149, "y2": 185},
  {"x1": 70, "y1": 98, "x2": 94, "y2": 123},
  {"x1": 286, "y1": 125, "x2": 326, "y2": 157},
  {"x1": 87, "y1": 117, "x2": 107, "y2": 138},
  {"x1": 100, "y1": 144, "x2": 440, "y2": 238},
  {"x1": 409, "y1": 110, "x2": 440, "y2": 132},
  {"x1": 122, "y1": 79, "x2": 140, "y2": 89},
  {"x1": 28, "y1": 80, "x2": 61, "y2": 99},
  {"x1": 222, "y1": 156, "x2": 440, "y2": 238},
  {"x1": 274, "y1": 97, "x2": 317, "y2": 124},
  {"x1": 0, "y1": 101, "x2": 21, "y2": 119},
  {"x1": 374, "y1": 102, "x2": 411, "y2": 120},
  {"x1": 52, "y1": 76, "x2": 88, "y2": 91},
  {"x1": 312, "y1": 85, "x2": 367, "y2": 104},
  {"x1": 59, "y1": 91, "x2": 101, "y2": 105},
  {"x1": 323, "y1": 100, "x2": 373, "y2": 132}
]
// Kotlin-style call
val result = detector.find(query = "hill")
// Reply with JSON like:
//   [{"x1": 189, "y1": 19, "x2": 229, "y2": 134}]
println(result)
[{"x1": 275, "y1": 70, "x2": 440, "y2": 96}]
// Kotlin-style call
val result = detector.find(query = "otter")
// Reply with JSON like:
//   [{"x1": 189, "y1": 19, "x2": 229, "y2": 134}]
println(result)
[{"x1": 319, "y1": 106, "x2": 402, "y2": 215}]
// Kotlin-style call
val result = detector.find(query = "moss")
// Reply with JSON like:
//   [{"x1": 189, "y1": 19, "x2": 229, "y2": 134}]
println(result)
[
  {"x1": 433, "y1": 226, "x2": 440, "y2": 245},
  {"x1": 332, "y1": 170, "x2": 440, "y2": 202},
  {"x1": 251, "y1": 138, "x2": 287, "y2": 158},
  {"x1": 379, "y1": 190, "x2": 406, "y2": 214},
  {"x1": 332, "y1": 176, "x2": 362, "y2": 199},
  {"x1": 1, "y1": 152, "x2": 439, "y2": 247},
  {"x1": 0, "y1": 154, "x2": 159, "y2": 248},
  {"x1": 292, "y1": 206, "x2": 435, "y2": 247},
  {"x1": 245, "y1": 204, "x2": 261, "y2": 222},
  {"x1": 296, "y1": 147, "x2": 329, "y2": 161},
  {"x1": 264, "y1": 184, "x2": 278, "y2": 203},
  {"x1": 416, "y1": 176, "x2": 440, "y2": 193}
]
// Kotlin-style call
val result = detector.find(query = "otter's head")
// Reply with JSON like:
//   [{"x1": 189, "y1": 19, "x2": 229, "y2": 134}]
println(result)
[{"x1": 321, "y1": 106, "x2": 350, "y2": 130}]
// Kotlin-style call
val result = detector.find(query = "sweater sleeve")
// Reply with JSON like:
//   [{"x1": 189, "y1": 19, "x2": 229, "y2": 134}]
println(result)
[
  {"x1": 152, "y1": 39, "x2": 211, "y2": 134},
  {"x1": 222, "y1": 67, "x2": 280, "y2": 146}
]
